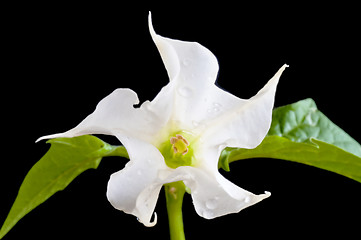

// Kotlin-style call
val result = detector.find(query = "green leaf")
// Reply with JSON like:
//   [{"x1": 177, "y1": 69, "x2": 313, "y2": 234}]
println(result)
[
  {"x1": 0, "y1": 135, "x2": 128, "y2": 239},
  {"x1": 269, "y1": 98, "x2": 361, "y2": 157},
  {"x1": 219, "y1": 98, "x2": 361, "y2": 183}
]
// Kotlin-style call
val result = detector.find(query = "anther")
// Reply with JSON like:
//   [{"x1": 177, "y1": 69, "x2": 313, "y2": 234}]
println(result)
[{"x1": 170, "y1": 134, "x2": 189, "y2": 155}]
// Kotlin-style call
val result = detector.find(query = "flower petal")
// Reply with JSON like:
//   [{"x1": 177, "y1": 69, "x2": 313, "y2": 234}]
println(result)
[
  {"x1": 191, "y1": 169, "x2": 271, "y2": 219},
  {"x1": 149, "y1": 12, "x2": 218, "y2": 84},
  {"x1": 106, "y1": 136, "x2": 169, "y2": 227},
  {"x1": 201, "y1": 64, "x2": 288, "y2": 150},
  {"x1": 160, "y1": 165, "x2": 270, "y2": 219},
  {"x1": 36, "y1": 88, "x2": 171, "y2": 143},
  {"x1": 149, "y1": 13, "x2": 231, "y2": 132},
  {"x1": 148, "y1": 13, "x2": 287, "y2": 141}
]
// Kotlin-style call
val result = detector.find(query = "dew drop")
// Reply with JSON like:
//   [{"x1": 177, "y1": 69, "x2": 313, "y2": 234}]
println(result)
[
  {"x1": 207, "y1": 107, "x2": 220, "y2": 113},
  {"x1": 213, "y1": 102, "x2": 221, "y2": 107},
  {"x1": 205, "y1": 197, "x2": 219, "y2": 210},
  {"x1": 182, "y1": 60, "x2": 190, "y2": 66},
  {"x1": 178, "y1": 87, "x2": 192, "y2": 97},
  {"x1": 201, "y1": 209, "x2": 214, "y2": 219},
  {"x1": 244, "y1": 196, "x2": 251, "y2": 203},
  {"x1": 213, "y1": 103, "x2": 222, "y2": 112}
]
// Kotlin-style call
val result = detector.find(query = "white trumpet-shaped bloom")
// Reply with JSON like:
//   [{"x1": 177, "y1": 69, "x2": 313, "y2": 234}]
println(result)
[{"x1": 37, "y1": 13, "x2": 288, "y2": 227}]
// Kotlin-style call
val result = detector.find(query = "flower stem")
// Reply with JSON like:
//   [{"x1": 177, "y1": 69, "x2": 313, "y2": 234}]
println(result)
[{"x1": 164, "y1": 181, "x2": 186, "y2": 240}]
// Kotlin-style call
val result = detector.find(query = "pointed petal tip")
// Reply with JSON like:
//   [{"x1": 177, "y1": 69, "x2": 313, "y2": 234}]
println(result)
[
  {"x1": 271, "y1": 64, "x2": 288, "y2": 83},
  {"x1": 148, "y1": 11, "x2": 152, "y2": 23},
  {"x1": 257, "y1": 191, "x2": 271, "y2": 203},
  {"x1": 264, "y1": 191, "x2": 271, "y2": 198},
  {"x1": 279, "y1": 63, "x2": 289, "y2": 73},
  {"x1": 148, "y1": 11, "x2": 156, "y2": 39},
  {"x1": 248, "y1": 191, "x2": 271, "y2": 207},
  {"x1": 35, "y1": 132, "x2": 72, "y2": 143},
  {"x1": 142, "y1": 212, "x2": 157, "y2": 227},
  {"x1": 136, "y1": 211, "x2": 157, "y2": 227},
  {"x1": 35, "y1": 135, "x2": 53, "y2": 143}
]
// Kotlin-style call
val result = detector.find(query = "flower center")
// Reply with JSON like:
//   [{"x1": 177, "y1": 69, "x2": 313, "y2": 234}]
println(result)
[
  {"x1": 170, "y1": 134, "x2": 189, "y2": 155},
  {"x1": 158, "y1": 131, "x2": 196, "y2": 169}
]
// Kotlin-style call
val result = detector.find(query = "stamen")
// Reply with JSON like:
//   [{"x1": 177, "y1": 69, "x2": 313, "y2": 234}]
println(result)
[
  {"x1": 160, "y1": 131, "x2": 195, "y2": 168},
  {"x1": 170, "y1": 134, "x2": 189, "y2": 155}
]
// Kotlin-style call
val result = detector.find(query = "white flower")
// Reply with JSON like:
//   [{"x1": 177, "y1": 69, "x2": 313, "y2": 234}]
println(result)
[{"x1": 37, "y1": 13, "x2": 288, "y2": 227}]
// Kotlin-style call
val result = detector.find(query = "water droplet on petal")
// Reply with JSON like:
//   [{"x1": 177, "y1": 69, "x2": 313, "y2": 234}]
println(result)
[
  {"x1": 207, "y1": 106, "x2": 220, "y2": 114},
  {"x1": 201, "y1": 209, "x2": 214, "y2": 219},
  {"x1": 178, "y1": 87, "x2": 192, "y2": 97},
  {"x1": 182, "y1": 59, "x2": 190, "y2": 66},
  {"x1": 205, "y1": 197, "x2": 219, "y2": 210},
  {"x1": 213, "y1": 102, "x2": 221, "y2": 107},
  {"x1": 244, "y1": 196, "x2": 251, "y2": 203}
]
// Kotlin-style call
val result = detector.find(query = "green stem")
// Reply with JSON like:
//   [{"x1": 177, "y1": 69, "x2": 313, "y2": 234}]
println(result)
[{"x1": 164, "y1": 181, "x2": 186, "y2": 240}]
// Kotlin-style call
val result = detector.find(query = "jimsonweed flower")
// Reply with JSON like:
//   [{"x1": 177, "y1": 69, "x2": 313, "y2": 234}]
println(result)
[{"x1": 37, "y1": 13, "x2": 287, "y2": 227}]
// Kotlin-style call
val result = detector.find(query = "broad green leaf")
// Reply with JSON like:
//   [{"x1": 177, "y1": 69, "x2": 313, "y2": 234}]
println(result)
[
  {"x1": 269, "y1": 98, "x2": 361, "y2": 157},
  {"x1": 0, "y1": 135, "x2": 128, "y2": 239},
  {"x1": 219, "y1": 136, "x2": 361, "y2": 182},
  {"x1": 219, "y1": 99, "x2": 361, "y2": 183}
]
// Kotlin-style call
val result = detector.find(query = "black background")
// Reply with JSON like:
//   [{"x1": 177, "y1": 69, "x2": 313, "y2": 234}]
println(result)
[{"x1": 1, "y1": 3, "x2": 360, "y2": 239}]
